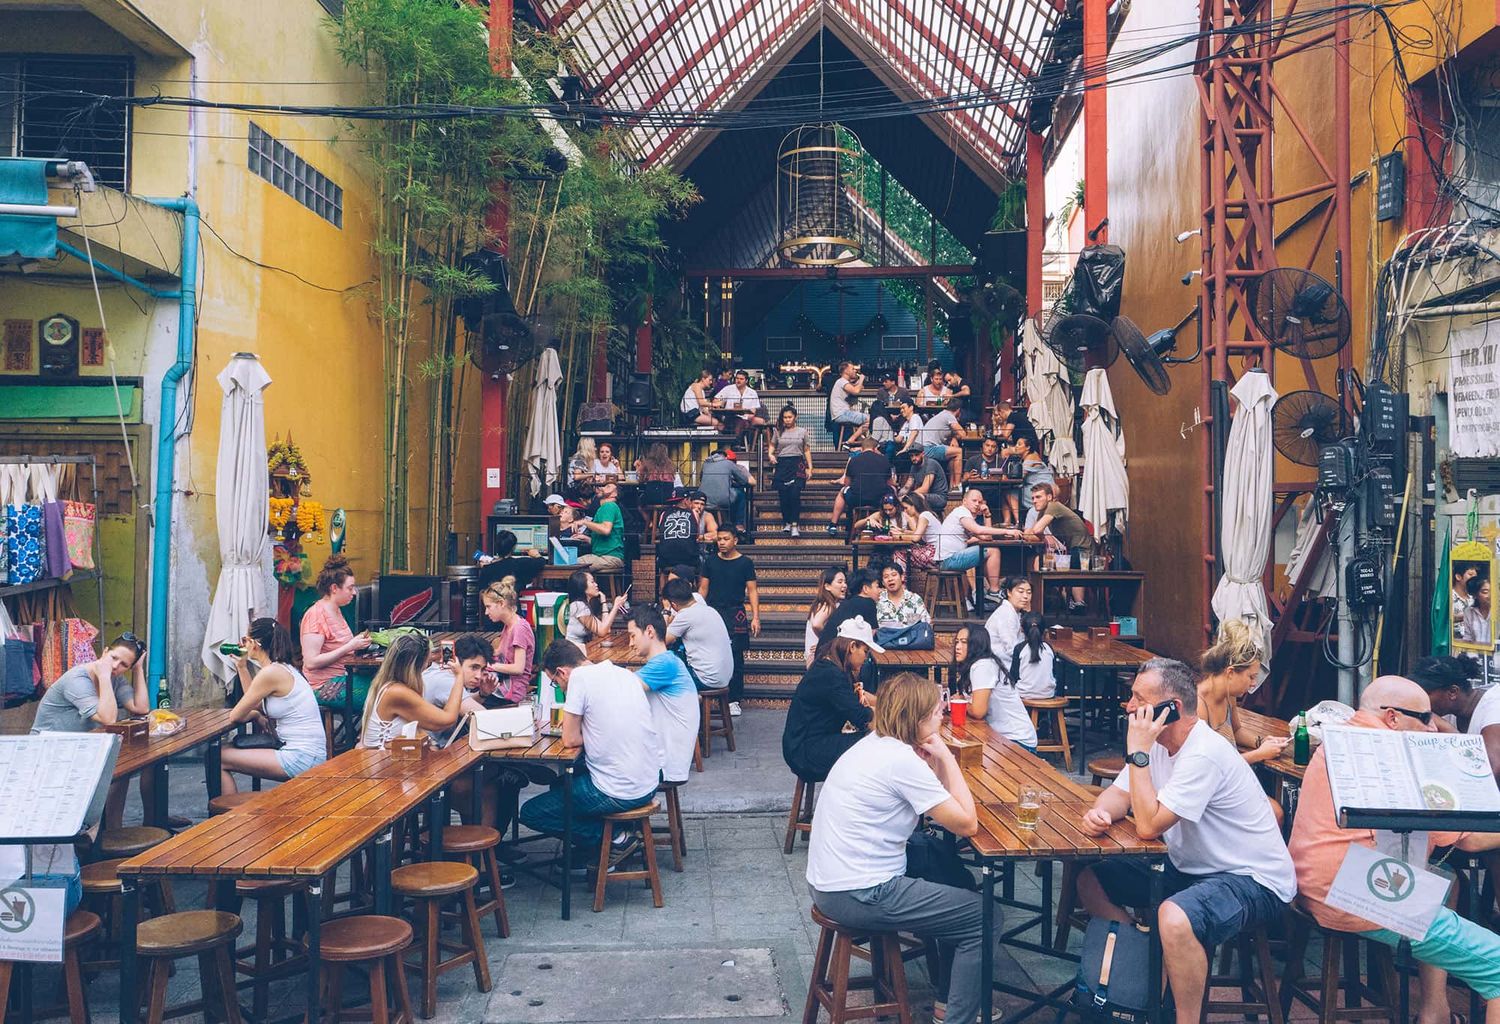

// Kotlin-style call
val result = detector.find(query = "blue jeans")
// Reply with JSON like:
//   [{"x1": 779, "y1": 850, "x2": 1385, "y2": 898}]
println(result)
[{"x1": 518, "y1": 769, "x2": 656, "y2": 844}]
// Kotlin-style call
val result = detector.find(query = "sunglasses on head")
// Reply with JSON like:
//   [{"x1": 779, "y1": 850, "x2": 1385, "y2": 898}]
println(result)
[{"x1": 1381, "y1": 705, "x2": 1434, "y2": 725}]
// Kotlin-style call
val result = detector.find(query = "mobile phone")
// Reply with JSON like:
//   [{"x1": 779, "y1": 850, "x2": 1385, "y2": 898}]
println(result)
[{"x1": 1152, "y1": 699, "x2": 1181, "y2": 725}]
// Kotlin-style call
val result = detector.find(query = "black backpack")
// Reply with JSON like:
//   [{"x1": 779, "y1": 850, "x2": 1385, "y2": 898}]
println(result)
[{"x1": 1075, "y1": 918, "x2": 1162, "y2": 1024}]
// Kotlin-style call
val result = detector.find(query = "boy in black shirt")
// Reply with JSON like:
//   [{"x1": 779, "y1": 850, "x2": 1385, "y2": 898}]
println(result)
[{"x1": 699, "y1": 528, "x2": 760, "y2": 716}]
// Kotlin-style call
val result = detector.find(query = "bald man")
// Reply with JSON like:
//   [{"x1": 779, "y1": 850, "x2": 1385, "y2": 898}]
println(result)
[{"x1": 1290, "y1": 676, "x2": 1500, "y2": 1024}]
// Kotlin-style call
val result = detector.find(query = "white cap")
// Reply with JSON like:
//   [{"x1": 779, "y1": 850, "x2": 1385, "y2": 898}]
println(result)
[
  {"x1": 543, "y1": 494, "x2": 567, "y2": 507},
  {"x1": 835, "y1": 617, "x2": 885, "y2": 653}
]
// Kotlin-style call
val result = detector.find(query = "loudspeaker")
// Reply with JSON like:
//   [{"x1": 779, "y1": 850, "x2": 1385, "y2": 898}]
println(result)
[
  {"x1": 457, "y1": 249, "x2": 517, "y2": 332},
  {"x1": 624, "y1": 375, "x2": 654, "y2": 415},
  {"x1": 979, "y1": 230, "x2": 1027, "y2": 282}
]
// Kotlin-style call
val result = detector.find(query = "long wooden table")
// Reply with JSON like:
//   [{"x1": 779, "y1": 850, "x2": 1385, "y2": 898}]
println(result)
[
  {"x1": 1047, "y1": 633, "x2": 1156, "y2": 768},
  {"x1": 111, "y1": 708, "x2": 238, "y2": 826},
  {"x1": 118, "y1": 741, "x2": 483, "y2": 1023},
  {"x1": 944, "y1": 718, "x2": 1168, "y2": 1024}
]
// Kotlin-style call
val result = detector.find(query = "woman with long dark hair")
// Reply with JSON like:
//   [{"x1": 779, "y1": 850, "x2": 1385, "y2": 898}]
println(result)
[
  {"x1": 950, "y1": 624, "x2": 1035, "y2": 749},
  {"x1": 783, "y1": 625, "x2": 882, "y2": 783},
  {"x1": 805, "y1": 566, "x2": 848, "y2": 667},
  {"x1": 769, "y1": 405, "x2": 814, "y2": 537},
  {"x1": 1005, "y1": 612, "x2": 1057, "y2": 700},
  {"x1": 563, "y1": 568, "x2": 625, "y2": 649},
  {"x1": 221, "y1": 618, "x2": 328, "y2": 793}
]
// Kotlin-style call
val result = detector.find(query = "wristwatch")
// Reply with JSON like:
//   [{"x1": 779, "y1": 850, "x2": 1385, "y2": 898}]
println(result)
[{"x1": 1125, "y1": 751, "x2": 1151, "y2": 768}]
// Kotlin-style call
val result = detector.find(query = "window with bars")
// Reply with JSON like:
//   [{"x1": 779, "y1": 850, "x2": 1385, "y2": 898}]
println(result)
[
  {"x1": 247, "y1": 122, "x2": 343, "y2": 227},
  {"x1": 0, "y1": 55, "x2": 132, "y2": 190},
  {"x1": 765, "y1": 335, "x2": 802, "y2": 353},
  {"x1": 881, "y1": 334, "x2": 918, "y2": 352}
]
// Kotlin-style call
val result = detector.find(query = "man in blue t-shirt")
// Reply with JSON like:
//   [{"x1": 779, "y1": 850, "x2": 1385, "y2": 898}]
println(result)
[{"x1": 628, "y1": 605, "x2": 701, "y2": 784}]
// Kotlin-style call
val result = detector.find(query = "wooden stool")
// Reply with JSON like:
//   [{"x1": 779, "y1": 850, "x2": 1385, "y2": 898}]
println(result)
[
  {"x1": 0, "y1": 910, "x2": 100, "y2": 1024},
  {"x1": 692, "y1": 733, "x2": 705, "y2": 774},
  {"x1": 1281, "y1": 905, "x2": 1399, "y2": 1023},
  {"x1": 784, "y1": 776, "x2": 817, "y2": 854},
  {"x1": 137, "y1": 910, "x2": 244, "y2": 1024},
  {"x1": 652, "y1": 781, "x2": 687, "y2": 872},
  {"x1": 1202, "y1": 925, "x2": 1284, "y2": 1024},
  {"x1": 845, "y1": 505, "x2": 877, "y2": 542},
  {"x1": 437, "y1": 825, "x2": 510, "y2": 938},
  {"x1": 1087, "y1": 755, "x2": 1124, "y2": 786},
  {"x1": 232, "y1": 879, "x2": 306, "y2": 1023},
  {"x1": 80, "y1": 857, "x2": 174, "y2": 969},
  {"x1": 390, "y1": 861, "x2": 490, "y2": 1019},
  {"x1": 699, "y1": 688, "x2": 736, "y2": 757},
  {"x1": 593, "y1": 803, "x2": 664, "y2": 913},
  {"x1": 803, "y1": 906, "x2": 912, "y2": 1024},
  {"x1": 318, "y1": 915, "x2": 415, "y2": 1024},
  {"x1": 1024, "y1": 697, "x2": 1073, "y2": 772},
  {"x1": 208, "y1": 792, "x2": 258, "y2": 816},
  {"x1": 98, "y1": 826, "x2": 173, "y2": 859},
  {"x1": 924, "y1": 569, "x2": 970, "y2": 620}
]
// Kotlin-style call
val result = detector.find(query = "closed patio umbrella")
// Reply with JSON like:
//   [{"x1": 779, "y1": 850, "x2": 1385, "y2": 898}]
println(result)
[
  {"x1": 522, "y1": 346, "x2": 564, "y2": 496},
  {"x1": 1079, "y1": 368, "x2": 1129, "y2": 535},
  {"x1": 1211, "y1": 370, "x2": 1278, "y2": 666},
  {"x1": 1020, "y1": 320, "x2": 1078, "y2": 475},
  {"x1": 201, "y1": 354, "x2": 272, "y2": 688}
]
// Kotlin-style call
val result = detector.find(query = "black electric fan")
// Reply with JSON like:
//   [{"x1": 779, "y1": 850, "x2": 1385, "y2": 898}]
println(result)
[
  {"x1": 1109, "y1": 314, "x2": 1173, "y2": 395},
  {"x1": 1040, "y1": 307, "x2": 1116, "y2": 373},
  {"x1": 1271, "y1": 389, "x2": 1342, "y2": 466},
  {"x1": 1249, "y1": 268, "x2": 1351, "y2": 359}
]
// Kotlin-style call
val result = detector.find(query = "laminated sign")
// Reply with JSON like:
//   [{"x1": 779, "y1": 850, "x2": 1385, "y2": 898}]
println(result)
[
  {"x1": 0, "y1": 884, "x2": 65, "y2": 962},
  {"x1": 1324, "y1": 843, "x2": 1450, "y2": 941}
]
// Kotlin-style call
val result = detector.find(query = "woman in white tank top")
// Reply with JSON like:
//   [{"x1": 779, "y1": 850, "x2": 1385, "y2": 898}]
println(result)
[
  {"x1": 221, "y1": 618, "x2": 330, "y2": 794},
  {"x1": 361, "y1": 633, "x2": 467, "y2": 748}
]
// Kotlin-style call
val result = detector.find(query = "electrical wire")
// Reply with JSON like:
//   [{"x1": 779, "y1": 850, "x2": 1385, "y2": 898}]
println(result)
[{"x1": 76, "y1": 190, "x2": 140, "y2": 494}]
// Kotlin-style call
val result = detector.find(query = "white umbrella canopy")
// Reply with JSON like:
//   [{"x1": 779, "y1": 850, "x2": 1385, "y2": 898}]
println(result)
[
  {"x1": 201, "y1": 354, "x2": 273, "y2": 688},
  {"x1": 1211, "y1": 370, "x2": 1279, "y2": 669},
  {"x1": 1020, "y1": 320, "x2": 1078, "y2": 475},
  {"x1": 523, "y1": 347, "x2": 564, "y2": 496},
  {"x1": 1079, "y1": 368, "x2": 1129, "y2": 534}
]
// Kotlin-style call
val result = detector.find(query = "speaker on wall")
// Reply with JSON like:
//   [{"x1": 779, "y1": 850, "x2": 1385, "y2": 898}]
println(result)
[
  {"x1": 624, "y1": 375, "x2": 654, "y2": 415},
  {"x1": 979, "y1": 230, "x2": 1027, "y2": 283}
]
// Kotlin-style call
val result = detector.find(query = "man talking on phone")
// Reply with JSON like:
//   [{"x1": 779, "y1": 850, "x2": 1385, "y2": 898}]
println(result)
[{"x1": 1076, "y1": 658, "x2": 1295, "y2": 1024}]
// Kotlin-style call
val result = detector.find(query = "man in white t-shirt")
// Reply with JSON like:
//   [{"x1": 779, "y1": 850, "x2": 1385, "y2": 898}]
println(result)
[
  {"x1": 518, "y1": 640, "x2": 661, "y2": 847},
  {"x1": 1078, "y1": 658, "x2": 1295, "y2": 1024},
  {"x1": 715, "y1": 369, "x2": 767, "y2": 442},
  {"x1": 932, "y1": 489, "x2": 1009, "y2": 598},
  {"x1": 828, "y1": 361, "x2": 867, "y2": 430},
  {"x1": 628, "y1": 604, "x2": 700, "y2": 783},
  {"x1": 662, "y1": 578, "x2": 734, "y2": 691}
]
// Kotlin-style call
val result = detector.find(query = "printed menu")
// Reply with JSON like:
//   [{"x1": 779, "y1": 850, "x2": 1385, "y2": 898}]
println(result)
[
  {"x1": 1322, "y1": 726, "x2": 1500, "y2": 814},
  {"x1": 0, "y1": 734, "x2": 119, "y2": 840}
]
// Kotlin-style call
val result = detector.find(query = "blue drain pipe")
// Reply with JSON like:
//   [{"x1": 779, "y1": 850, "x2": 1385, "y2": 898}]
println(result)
[{"x1": 141, "y1": 196, "x2": 199, "y2": 705}]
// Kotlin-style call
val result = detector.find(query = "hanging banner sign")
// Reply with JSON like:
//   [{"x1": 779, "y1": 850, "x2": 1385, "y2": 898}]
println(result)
[{"x1": 1448, "y1": 322, "x2": 1500, "y2": 458}]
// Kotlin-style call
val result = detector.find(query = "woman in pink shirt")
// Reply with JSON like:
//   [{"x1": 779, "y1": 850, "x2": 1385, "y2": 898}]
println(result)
[
  {"x1": 300, "y1": 555, "x2": 371, "y2": 701},
  {"x1": 481, "y1": 577, "x2": 535, "y2": 704}
]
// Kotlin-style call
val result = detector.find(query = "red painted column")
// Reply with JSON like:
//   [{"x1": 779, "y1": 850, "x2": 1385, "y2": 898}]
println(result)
[
  {"x1": 590, "y1": 326, "x2": 609, "y2": 401},
  {"x1": 1083, "y1": 0, "x2": 1108, "y2": 245},
  {"x1": 480, "y1": 0, "x2": 512, "y2": 510}
]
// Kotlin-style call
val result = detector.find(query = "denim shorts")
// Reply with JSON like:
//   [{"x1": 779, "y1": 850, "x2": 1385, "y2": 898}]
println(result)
[
  {"x1": 833, "y1": 409, "x2": 867, "y2": 426},
  {"x1": 925, "y1": 444, "x2": 951, "y2": 461},
  {"x1": 1088, "y1": 857, "x2": 1285, "y2": 950},
  {"x1": 277, "y1": 747, "x2": 324, "y2": 778},
  {"x1": 940, "y1": 547, "x2": 981, "y2": 571}
]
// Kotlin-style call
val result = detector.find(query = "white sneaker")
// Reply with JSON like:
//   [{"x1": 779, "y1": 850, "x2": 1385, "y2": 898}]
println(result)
[
  {"x1": 790, "y1": 525, "x2": 800, "y2": 538},
  {"x1": 728, "y1": 701, "x2": 743, "y2": 717},
  {"x1": 783, "y1": 524, "x2": 792, "y2": 534}
]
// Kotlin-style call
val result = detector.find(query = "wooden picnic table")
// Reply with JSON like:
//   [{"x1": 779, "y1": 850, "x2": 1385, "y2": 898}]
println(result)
[
  {"x1": 940, "y1": 718, "x2": 1167, "y2": 1024},
  {"x1": 1232, "y1": 708, "x2": 1305, "y2": 823},
  {"x1": 111, "y1": 708, "x2": 238, "y2": 827},
  {"x1": 1046, "y1": 633, "x2": 1157, "y2": 769},
  {"x1": 117, "y1": 739, "x2": 484, "y2": 1024}
]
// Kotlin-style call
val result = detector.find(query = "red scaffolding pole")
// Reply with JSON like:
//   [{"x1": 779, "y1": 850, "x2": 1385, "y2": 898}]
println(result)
[{"x1": 481, "y1": 0, "x2": 512, "y2": 511}]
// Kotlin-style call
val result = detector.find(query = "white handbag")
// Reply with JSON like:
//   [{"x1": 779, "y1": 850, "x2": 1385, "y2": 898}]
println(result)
[{"x1": 467, "y1": 706, "x2": 536, "y2": 751}]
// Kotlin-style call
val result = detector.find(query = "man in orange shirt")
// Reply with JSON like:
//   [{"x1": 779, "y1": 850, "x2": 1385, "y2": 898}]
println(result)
[{"x1": 1288, "y1": 675, "x2": 1500, "y2": 1024}]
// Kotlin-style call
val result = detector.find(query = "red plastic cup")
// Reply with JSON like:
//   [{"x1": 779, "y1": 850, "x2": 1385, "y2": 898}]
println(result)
[
  {"x1": 1109, "y1": 621, "x2": 1121, "y2": 637},
  {"x1": 949, "y1": 697, "x2": 969, "y2": 729}
]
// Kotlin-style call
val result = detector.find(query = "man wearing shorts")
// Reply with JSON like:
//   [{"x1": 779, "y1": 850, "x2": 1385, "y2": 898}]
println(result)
[
  {"x1": 931, "y1": 489, "x2": 1008, "y2": 602},
  {"x1": 1078, "y1": 658, "x2": 1296, "y2": 1024}
]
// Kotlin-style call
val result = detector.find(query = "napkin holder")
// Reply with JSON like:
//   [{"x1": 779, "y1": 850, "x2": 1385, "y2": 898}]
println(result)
[
  {"x1": 1088, "y1": 626, "x2": 1113, "y2": 640},
  {"x1": 390, "y1": 736, "x2": 430, "y2": 760},
  {"x1": 103, "y1": 718, "x2": 149, "y2": 741},
  {"x1": 945, "y1": 737, "x2": 983, "y2": 769},
  {"x1": 1048, "y1": 626, "x2": 1074, "y2": 642}
]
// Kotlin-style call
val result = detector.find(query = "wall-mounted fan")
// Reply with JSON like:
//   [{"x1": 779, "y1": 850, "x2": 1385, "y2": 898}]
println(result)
[
  {"x1": 1272, "y1": 390, "x2": 1342, "y2": 466},
  {"x1": 1040, "y1": 307, "x2": 1116, "y2": 373},
  {"x1": 1110, "y1": 315, "x2": 1172, "y2": 395},
  {"x1": 1249, "y1": 268, "x2": 1351, "y2": 359}
]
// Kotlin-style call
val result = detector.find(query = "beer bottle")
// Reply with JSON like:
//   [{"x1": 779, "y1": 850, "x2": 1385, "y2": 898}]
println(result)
[
  {"x1": 1293, "y1": 713, "x2": 1311, "y2": 766},
  {"x1": 219, "y1": 642, "x2": 246, "y2": 658},
  {"x1": 157, "y1": 685, "x2": 172, "y2": 711}
]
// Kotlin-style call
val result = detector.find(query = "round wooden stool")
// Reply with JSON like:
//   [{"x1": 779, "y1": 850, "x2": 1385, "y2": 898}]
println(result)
[
  {"x1": 593, "y1": 803, "x2": 664, "y2": 913},
  {"x1": 652, "y1": 781, "x2": 687, "y2": 872},
  {"x1": 208, "y1": 792, "x2": 258, "y2": 816},
  {"x1": 803, "y1": 906, "x2": 912, "y2": 1024},
  {"x1": 1281, "y1": 902, "x2": 1398, "y2": 1022},
  {"x1": 698, "y1": 689, "x2": 736, "y2": 758},
  {"x1": 80, "y1": 857, "x2": 173, "y2": 970},
  {"x1": 98, "y1": 826, "x2": 173, "y2": 859},
  {"x1": 390, "y1": 861, "x2": 491, "y2": 1019},
  {"x1": 0, "y1": 910, "x2": 101, "y2": 1024},
  {"x1": 318, "y1": 915, "x2": 415, "y2": 1024},
  {"x1": 1086, "y1": 755, "x2": 1124, "y2": 786},
  {"x1": 783, "y1": 776, "x2": 817, "y2": 854},
  {"x1": 1023, "y1": 697, "x2": 1074, "y2": 772},
  {"x1": 1203, "y1": 925, "x2": 1283, "y2": 1024},
  {"x1": 437, "y1": 825, "x2": 510, "y2": 938},
  {"x1": 137, "y1": 910, "x2": 244, "y2": 1024},
  {"x1": 232, "y1": 879, "x2": 306, "y2": 1023}
]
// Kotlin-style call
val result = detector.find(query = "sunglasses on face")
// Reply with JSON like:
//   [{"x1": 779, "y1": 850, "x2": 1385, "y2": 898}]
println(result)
[{"x1": 1381, "y1": 705, "x2": 1434, "y2": 725}]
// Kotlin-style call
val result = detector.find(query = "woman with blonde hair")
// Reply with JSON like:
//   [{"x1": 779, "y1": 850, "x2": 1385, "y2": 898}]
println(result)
[
  {"x1": 566, "y1": 437, "x2": 598, "y2": 501},
  {"x1": 805, "y1": 672, "x2": 982, "y2": 1024},
  {"x1": 481, "y1": 577, "x2": 535, "y2": 704},
  {"x1": 1199, "y1": 619, "x2": 1287, "y2": 765},
  {"x1": 359, "y1": 633, "x2": 466, "y2": 748}
]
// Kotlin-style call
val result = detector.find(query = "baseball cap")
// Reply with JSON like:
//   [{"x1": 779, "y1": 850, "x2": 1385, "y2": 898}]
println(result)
[
  {"x1": 543, "y1": 494, "x2": 567, "y2": 507},
  {"x1": 835, "y1": 617, "x2": 886, "y2": 653}
]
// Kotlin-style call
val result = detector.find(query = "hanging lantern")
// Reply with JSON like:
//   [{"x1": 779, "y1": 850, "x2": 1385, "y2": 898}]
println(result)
[{"x1": 776, "y1": 123, "x2": 865, "y2": 267}]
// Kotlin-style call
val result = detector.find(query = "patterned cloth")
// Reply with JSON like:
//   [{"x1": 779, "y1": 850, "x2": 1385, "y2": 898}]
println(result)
[
  {"x1": 5, "y1": 502, "x2": 44, "y2": 585},
  {"x1": 877, "y1": 589, "x2": 931, "y2": 628}
]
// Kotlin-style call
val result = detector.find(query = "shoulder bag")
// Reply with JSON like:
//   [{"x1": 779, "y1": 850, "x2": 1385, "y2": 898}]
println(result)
[
  {"x1": 1075, "y1": 917, "x2": 1161, "y2": 1024},
  {"x1": 468, "y1": 706, "x2": 536, "y2": 751}
]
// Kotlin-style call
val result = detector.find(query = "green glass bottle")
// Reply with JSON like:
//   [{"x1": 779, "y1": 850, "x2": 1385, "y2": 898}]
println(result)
[
  {"x1": 1293, "y1": 713, "x2": 1311, "y2": 766},
  {"x1": 219, "y1": 642, "x2": 246, "y2": 658}
]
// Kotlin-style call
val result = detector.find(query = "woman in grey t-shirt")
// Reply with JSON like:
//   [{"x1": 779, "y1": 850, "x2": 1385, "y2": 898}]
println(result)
[{"x1": 768, "y1": 406, "x2": 813, "y2": 536}]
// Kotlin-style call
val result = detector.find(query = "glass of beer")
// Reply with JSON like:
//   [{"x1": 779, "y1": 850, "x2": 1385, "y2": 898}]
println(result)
[{"x1": 1017, "y1": 786, "x2": 1042, "y2": 830}]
